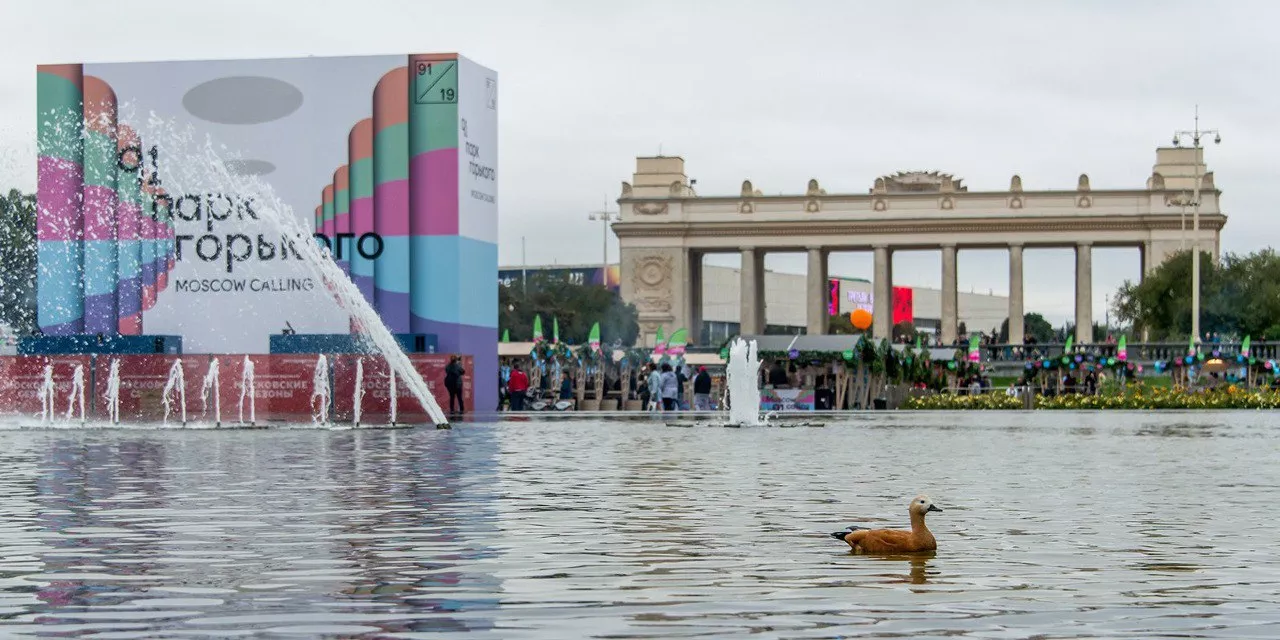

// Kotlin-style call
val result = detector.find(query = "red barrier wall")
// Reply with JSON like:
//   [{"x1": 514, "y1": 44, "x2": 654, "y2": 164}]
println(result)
[
  {"x1": 0, "y1": 355, "x2": 94, "y2": 418},
  {"x1": 331, "y1": 354, "x2": 471, "y2": 424},
  {"x1": 92, "y1": 354, "x2": 208, "y2": 422},
  {"x1": 1, "y1": 353, "x2": 471, "y2": 424}
]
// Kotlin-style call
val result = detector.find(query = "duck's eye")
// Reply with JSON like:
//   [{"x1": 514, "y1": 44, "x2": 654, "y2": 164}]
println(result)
[{"x1": 919, "y1": 500, "x2": 926, "y2": 504}]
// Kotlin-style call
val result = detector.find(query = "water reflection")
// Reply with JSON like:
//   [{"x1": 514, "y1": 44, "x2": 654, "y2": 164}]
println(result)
[{"x1": 0, "y1": 411, "x2": 1277, "y2": 638}]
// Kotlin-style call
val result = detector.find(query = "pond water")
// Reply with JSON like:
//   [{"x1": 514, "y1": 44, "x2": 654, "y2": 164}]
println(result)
[{"x1": 1, "y1": 412, "x2": 1278, "y2": 638}]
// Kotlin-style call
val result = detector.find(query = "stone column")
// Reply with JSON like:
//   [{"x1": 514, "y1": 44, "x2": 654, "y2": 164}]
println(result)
[
  {"x1": 806, "y1": 247, "x2": 828, "y2": 336},
  {"x1": 740, "y1": 247, "x2": 764, "y2": 335},
  {"x1": 940, "y1": 244, "x2": 958, "y2": 345},
  {"x1": 1075, "y1": 242, "x2": 1093, "y2": 345},
  {"x1": 1008, "y1": 244, "x2": 1024, "y2": 345},
  {"x1": 687, "y1": 250, "x2": 703, "y2": 345},
  {"x1": 873, "y1": 245, "x2": 892, "y2": 339}
]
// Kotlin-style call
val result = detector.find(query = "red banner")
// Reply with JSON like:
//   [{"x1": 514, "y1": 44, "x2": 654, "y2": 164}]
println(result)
[
  {"x1": 91, "y1": 355, "x2": 207, "y2": 422},
  {"x1": 2, "y1": 353, "x2": 472, "y2": 425},
  {"x1": 892, "y1": 286, "x2": 914, "y2": 325},
  {"x1": 222, "y1": 355, "x2": 320, "y2": 423},
  {"x1": 331, "y1": 354, "x2": 471, "y2": 424},
  {"x1": 0, "y1": 356, "x2": 94, "y2": 418}
]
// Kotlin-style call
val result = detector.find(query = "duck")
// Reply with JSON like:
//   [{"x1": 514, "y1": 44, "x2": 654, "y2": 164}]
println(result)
[{"x1": 830, "y1": 495, "x2": 942, "y2": 554}]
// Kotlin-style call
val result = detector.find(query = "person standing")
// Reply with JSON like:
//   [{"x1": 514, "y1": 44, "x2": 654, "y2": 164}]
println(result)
[
  {"x1": 693, "y1": 366, "x2": 712, "y2": 411},
  {"x1": 659, "y1": 363, "x2": 678, "y2": 411},
  {"x1": 445, "y1": 356, "x2": 466, "y2": 414},
  {"x1": 507, "y1": 365, "x2": 529, "y2": 411},
  {"x1": 647, "y1": 363, "x2": 663, "y2": 411}
]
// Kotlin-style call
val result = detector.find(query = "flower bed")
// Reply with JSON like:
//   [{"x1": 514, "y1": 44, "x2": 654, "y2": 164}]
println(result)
[{"x1": 902, "y1": 384, "x2": 1280, "y2": 410}]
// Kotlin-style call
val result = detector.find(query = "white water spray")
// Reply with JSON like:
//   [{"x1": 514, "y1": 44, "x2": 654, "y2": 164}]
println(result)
[
  {"x1": 353, "y1": 358, "x2": 365, "y2": 427},
  {"x1": 200, "y1": 358, "x2": 222, "y2": 427},
  {"x1": 389, "y1": 367, "x2": 398, "y2": 426},
  {"x1": 311, "y1": 354, "x2": 330, "y2": 425},
  {"x1": 139, "y1": 121, "x2": 449, "y2": 426},
  {"x1": 65, "y1": 365, "x2": 86, "y2": 425},
  {"x1": 238, "y1": 355, "x2": 256, "y2": 426},
  {"x1": 726, "y1": 338, "x2": 763, "y2": 426},
  {"x1": 163, "y1": 359, "x2": 187, "y2": 427},
  {"x1": 103, "y1": 359, "x2": 121, "y2": 424},
  {"x1": 38, "y1": 365, "x2": 56, "y2": 425}
]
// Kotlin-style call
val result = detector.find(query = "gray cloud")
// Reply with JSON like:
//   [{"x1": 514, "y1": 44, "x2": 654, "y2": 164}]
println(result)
[{"x1": 1, "y1": 0, "x2": 1273, "y2": 327}]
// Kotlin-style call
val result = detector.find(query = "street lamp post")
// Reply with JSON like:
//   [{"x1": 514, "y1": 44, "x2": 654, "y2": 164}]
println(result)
[
  {"x1": 587, "y1": 203, "x2": 620, "y2": 287},
  {"x1": 1172, "y1": 107, "x2": 1221, "y2": 346}
]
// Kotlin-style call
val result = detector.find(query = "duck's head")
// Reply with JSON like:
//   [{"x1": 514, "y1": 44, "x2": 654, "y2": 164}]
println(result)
[{"x1": 909, "y1": 494, "x2": 942, "y2": 517}]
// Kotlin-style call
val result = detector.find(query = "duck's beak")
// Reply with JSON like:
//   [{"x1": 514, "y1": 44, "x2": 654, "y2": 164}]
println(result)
[{"x1": 926, "y1": 504, "x2": 942, "y2": 513}]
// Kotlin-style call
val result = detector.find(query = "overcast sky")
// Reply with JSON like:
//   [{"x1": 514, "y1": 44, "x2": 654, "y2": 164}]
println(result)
[{"x1": 2, "y1": 0, "x2": 1276, "y2": 328}]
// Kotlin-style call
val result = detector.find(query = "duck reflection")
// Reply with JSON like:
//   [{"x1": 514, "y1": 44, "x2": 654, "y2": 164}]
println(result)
[{"x1": 862, "y1": 553, "x2": 936, "y2": 585}]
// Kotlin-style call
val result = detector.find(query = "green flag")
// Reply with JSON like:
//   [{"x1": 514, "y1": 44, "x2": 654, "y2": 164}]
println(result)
[
  {"x1": 552, "y1": 317, "x2": 560, "y2": 344},
  {"x1": 1189, "y1": 335, "x2": 1196, "y2": 355},
  {"x1": 532, "y1": 315, "x2": 544, "y2": 343},
  {"x1": 667, "y1": 328, "x2": 689, "y2": 356},
  {"x1": 501, "y1": 329, "x2": 509, "y2": 343},
  {"x1": 588, "y1": 322, "x2": 601, "y2": 351},
  {"x1": 1064, "y1": 335, "x2": 1074, "y2": 353},
  {"x1": 1116, "y1": 335, "x2": 1126, "y2": 360},
  {"x1": 1242, "y1": 335, "x2": 1251, "y2": 356},
  {"x1": 654, "y1": 325, "x2": 667, "y2": 355}
]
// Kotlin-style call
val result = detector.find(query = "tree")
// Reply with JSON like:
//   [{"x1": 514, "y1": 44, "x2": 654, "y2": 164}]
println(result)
[
  {"x1": 999, "y1": 313, "x2": 1070, "y2": 343},
  {"x1": 1114, "y1": 249, "x2": 1280, "y2": 340},
  {"x1": 499, "y1": 272, "x2": 640, "y2": 346},
  {"x1": 0, "y1": 189, "x2": 37, "y2": 334},
  {"x1": 892, "y1": 321, "x2": 916, "y2": 342},
  {"x1": 828, "y1": 313, "x2": 856, "y2": 335}
]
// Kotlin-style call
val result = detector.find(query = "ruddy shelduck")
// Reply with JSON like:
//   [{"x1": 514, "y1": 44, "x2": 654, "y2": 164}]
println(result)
[{"x1": 830, "y1": 495, "x2": 942, "y2": 554}]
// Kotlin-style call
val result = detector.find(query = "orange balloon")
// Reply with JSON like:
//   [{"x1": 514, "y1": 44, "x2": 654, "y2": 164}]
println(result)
[{"x1": 850, "y1": 308, "x2": 873, "y2": 331}]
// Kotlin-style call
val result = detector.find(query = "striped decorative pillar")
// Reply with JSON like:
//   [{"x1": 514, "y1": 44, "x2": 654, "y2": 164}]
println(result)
[
  {"x1": 139, "y1": 168, "x2": 158, "y2": 311},
  {"x1": 322, "y1": 184, "x2": 335, "y2": 258},
  {"x1": 36, "y1": 64, "x2": 86, "y2": 335},
  {"x1": 115, "y1": 125, "x2": 143, "y2": 334},
  {"x1": 153, "y1": 188, "x2": 171, "y2": 294},
  {"x1": 408, "y1": 53, "x2": 499, "y2": 413},
  {"x1": 348, "y1": 119, "x2": 376, "y2": 304},
  {"x1": 372, "y1": 67, "x2": 411, "y2": 333},
  {"x1": 334, "y1": 165, "x2": 351, "y2": 277},
  {"x1": 82, "y1": 76, "x2": 118, "y2": 335}
]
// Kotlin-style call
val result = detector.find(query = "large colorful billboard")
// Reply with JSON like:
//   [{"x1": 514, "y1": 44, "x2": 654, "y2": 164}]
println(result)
[
  {"x1": 498, "y1": 265, "x2": 621, "y2": 292},
  {"x1": 36, "y1": 54, "x2": 498, "y2": 414}
]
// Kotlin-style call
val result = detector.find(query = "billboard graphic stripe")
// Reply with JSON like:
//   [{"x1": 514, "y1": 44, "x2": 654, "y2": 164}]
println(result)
[
  {"x1": 322, "y1": 184, "x2": 335, "y2": 242},
  {"x1": 334, "y1": 165, "x2": 351, "y2": 277},
  {"x1": 37, "y1": 63, "x2": 85, "y2": 337},
  {"x1": 410, "y1": 236, "x2": 496, "y2": 328},
  {"x1": 408, "y1": 149, "x2": 459, "y2": 236},
  {"x1": 349, "y1": 119, "x2": 376, "y2": 306},
  {"x1": 154, "y1": 196, "x2": 171, "y2": 295},
  {"x1": 82, "y1": 97, "x2": 120, "y2": 333},
  {"x1": 373, "y1": 68, "x2": 411, "y2": 332},
  {"x1": 115, "y1": 124, "x2": 143, "y2": 334}
]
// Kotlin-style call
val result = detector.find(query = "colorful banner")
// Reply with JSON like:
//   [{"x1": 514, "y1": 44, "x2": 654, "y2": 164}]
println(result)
[{"x1": 760, "y1": 388, "x2": 816, "y2": 411}]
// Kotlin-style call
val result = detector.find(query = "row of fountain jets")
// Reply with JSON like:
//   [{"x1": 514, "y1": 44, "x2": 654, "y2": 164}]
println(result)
[
  {"x1": 36, "y1": 337, "x2": 765, "y2": 428},
  {"x1": 37, "y1": 354, "x2": 402, "y2": 428}
]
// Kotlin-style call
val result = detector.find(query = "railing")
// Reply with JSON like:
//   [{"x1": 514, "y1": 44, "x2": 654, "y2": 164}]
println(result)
[
  {"x1": 941, "y1": 341, "x2": 1279, "y2": 363},
  {"x1": 687, "y1": 341, "x2": 1280, "y2": 364}
]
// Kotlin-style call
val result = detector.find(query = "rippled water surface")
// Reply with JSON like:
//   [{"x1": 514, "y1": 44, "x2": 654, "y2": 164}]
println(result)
[{"x1": 1, "y1": 411, "x2": 1279, "y2": 638}]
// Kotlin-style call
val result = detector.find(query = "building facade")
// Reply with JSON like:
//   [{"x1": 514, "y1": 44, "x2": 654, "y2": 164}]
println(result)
[
  {"x1": 498, "y1": 263, "x2": 1008, "y2": 346},
  {"x1": 612, "y1": 147, "x2": 1225, "y2": 346}
]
